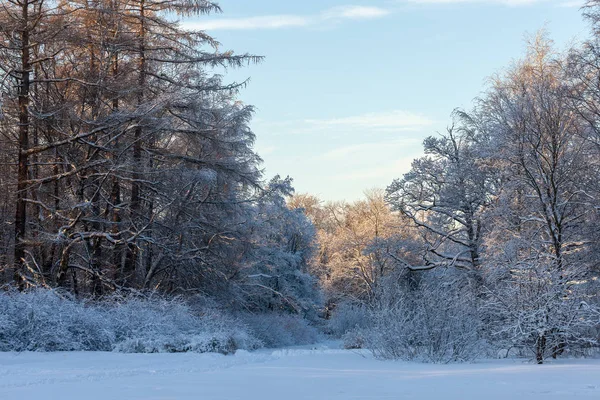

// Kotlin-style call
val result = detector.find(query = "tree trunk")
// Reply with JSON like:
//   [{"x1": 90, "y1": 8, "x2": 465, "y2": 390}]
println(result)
[
  {"x1": 123, "y1": 0, "x2": 146, "y2": 287},
  {"x1": 536, "y1": 334, "x2": 546, "y2": 364},
  {"x1": 14, "y1": 0, "x2": 32, "y2": 289}
]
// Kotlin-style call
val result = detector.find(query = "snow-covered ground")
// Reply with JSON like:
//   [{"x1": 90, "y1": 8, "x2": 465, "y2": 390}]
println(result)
[{"x1": 1, "y1": 343, "x2": 600, "y2": 400}]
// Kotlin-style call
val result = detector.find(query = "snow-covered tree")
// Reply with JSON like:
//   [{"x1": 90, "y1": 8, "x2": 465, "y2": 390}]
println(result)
[
  {"x1": 386, "y1": 114, "x2": 494, "y2": 283},
  {"x1": 476, "y1": 32, "x2": 600, "y2": 363}
]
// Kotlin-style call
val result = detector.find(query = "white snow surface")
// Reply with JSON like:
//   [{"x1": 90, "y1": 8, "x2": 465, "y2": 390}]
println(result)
[{"x1": 1, "y1": 342, "x2": 600, "y2": 400}]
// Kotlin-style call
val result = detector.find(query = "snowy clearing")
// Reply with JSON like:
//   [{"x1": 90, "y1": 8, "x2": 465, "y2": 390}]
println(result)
[{"x1": 1, "y1": 344, "x2": 600, "y2": 400}]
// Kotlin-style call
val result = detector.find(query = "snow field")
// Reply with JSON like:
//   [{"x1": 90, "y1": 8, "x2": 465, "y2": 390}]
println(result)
[{"x1": 1, "y1": 345, "x2": 600, "y2": 400}]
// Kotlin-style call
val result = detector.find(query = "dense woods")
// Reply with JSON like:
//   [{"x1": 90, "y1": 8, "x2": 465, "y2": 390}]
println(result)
[
  {"x1": 0, "y1": 0, "x2": 600, "y2": 365},
  {"x1": 0, "y1": 0, "x2": 319, "y2": 315}
]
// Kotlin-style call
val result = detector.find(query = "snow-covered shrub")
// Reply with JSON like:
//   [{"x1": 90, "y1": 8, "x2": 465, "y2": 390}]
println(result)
[
  {"x1": 327, "y1": 302, "x2": 371, "y2": 337},
  {"x1": 241, "y1": 313, "x2": 321, "y2": 348},
  {"x1": 360, "y1": 271, "x2": 488, "y2": 363},
  {"x1": 0, "y1": 289, "x2": 261, "y2": 354},
  {"x1": 365, "y1": 307, "x2": 483, "y2": 363},
  {"x1": 0, "y1": 289, "x2": 113, "y2": 351},
  {"x1": 105, "y1": 296, "x2": 262, "y2": 354},
  {"x1": 341, "y1": 328, "x2": 367, "y2": 349}
]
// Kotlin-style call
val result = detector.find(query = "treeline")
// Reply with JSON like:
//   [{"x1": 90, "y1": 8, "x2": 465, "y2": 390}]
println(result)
[
  {"x1": 298, "y1": 4, "x2": 600, "y2": 364},
  {"x1": 3, "y1": 0, "x2": 600, "y2": 363},
  {"x1": 0, "y1": 0, "x2": 320, "y2": 316}
]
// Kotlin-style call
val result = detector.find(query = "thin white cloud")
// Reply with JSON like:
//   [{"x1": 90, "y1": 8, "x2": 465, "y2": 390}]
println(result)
[
  {"x1": 189, "y1": 15, "x2": 308, "y2": 31},
  {"x1": 322, "y1": 138, "x2": 422, "y2": 160},
  {"x1": 305, "y1": 110, "x2": 435, "y2": 132},
  {"x1": 256, "y1": 145, "x2": 277, "y2": 156},
  {"x1": 180, "y1": 5, "x2": 391, "y2": 31},
  {"x1": 322, "y1": 5, "x2": 392, "y2": 19},
  {"x1": 404, "y1": 0, "x2": 546, "y2": 5},
  {"x1": 557, "y1": 0, "x2": 584, "y2": 7},
  {"x1": 333, "y1": 158, "x2": 416, "y2": 181},
  {"x1": 405, "y1": 0, "x2": 583, "y2": 9},
  {"x1": 252, "y1": 110, "x2": 435, "y2": 137}
]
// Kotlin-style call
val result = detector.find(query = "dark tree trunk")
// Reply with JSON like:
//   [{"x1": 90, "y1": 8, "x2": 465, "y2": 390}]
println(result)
[
  {"x1": 536, "y1": 335, "x2": 546, "y2": 364},
  {"x1": 123, "y1": 0, "x2": 146, "y2": 287},
  {"x1": 14, "y1": 0, "x2": 32, "y2": 290}
]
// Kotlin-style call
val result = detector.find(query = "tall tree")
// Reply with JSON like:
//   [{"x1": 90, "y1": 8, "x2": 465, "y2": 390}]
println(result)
[
  {"x1": 0, "y1": 0, "x2": 69, "y2": 287},
  {"x1": 478, "y1": 32, "x2": 598, "y2": 363},
  {"x1": 386, "y1": 114, "x2": 493, "y2": 276}
]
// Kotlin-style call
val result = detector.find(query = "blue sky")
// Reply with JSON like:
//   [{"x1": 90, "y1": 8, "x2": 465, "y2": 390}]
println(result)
[{"x1": 181, "y1": 0, "x2": 588, "y2": 201}]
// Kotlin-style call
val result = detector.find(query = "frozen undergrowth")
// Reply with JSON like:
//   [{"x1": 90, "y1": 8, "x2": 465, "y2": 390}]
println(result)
[{"x1": 0, "y1": 290, "x2": 318, "y2": 354}]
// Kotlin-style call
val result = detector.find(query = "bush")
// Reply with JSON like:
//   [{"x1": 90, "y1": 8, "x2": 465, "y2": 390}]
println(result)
[
  {"x1": 0, "y1": 290, "x2": 113, "y2": 352},
  {"x1": 364, "y1": 305, "x2": 485, "y2": 363},
  {"x1": 327, "y1": 302, "x2": 371, "y2": 337},
  {"x1": 341, "y1": 328, "x2": 367, "y2": 349},
  {"x1": 107, "y1": 297, "x2": 261, "y2": 354},
  {"x1": 0, "y1": 289, "x2": 261, "y2": 354},
  {"x1": 241, "y1": 313, "x2": 321, "y2": 348},
  {"x1": 358, "y1": 272, "x2": 489, "y2": 363}
]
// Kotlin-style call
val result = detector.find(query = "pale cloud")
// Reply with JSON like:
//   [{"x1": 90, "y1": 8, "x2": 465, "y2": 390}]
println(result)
[
  {"x1": 254, "y1": 110, "x2": 433, "y2": 200},
  {"x1": 400, "y1": 0, "x2": 586, "y2": 10},
  {"x1": 253, "y1": 110, "x2": 432, "y2": 200},
  {"x1": 252, "y1": 110, "x2": 434, "y2": 137},
  {"x1": 256, "y1": 145, "x2": 277, "y2": 156},
  {"x1": 557, "y1": 0, "x2": 584, "y2": 7},
  {"x1": 187, "y1": 16, "x2": 308, "y2": 31},
  {"x1": 333, "y1": 158, "x2": 416, "y2": 181},
  {"x1": 403, "y1": 0, "x2": 547, "y2": 5},
  {"x1": 317, "y1": 137, "x2": 426, "y2": 187},
  {"x1": 305, "y1": 110, "x2": 435, "y2": 132},
  {"x1": 180, "y1": 5, "x2": 391, "y2": 31},
  {"x1": 321, "y1": 138, "x2": 422, "y2": 160},
  {"x1": 322, "y1": 5, "x2": 392, "y2": 19}
]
